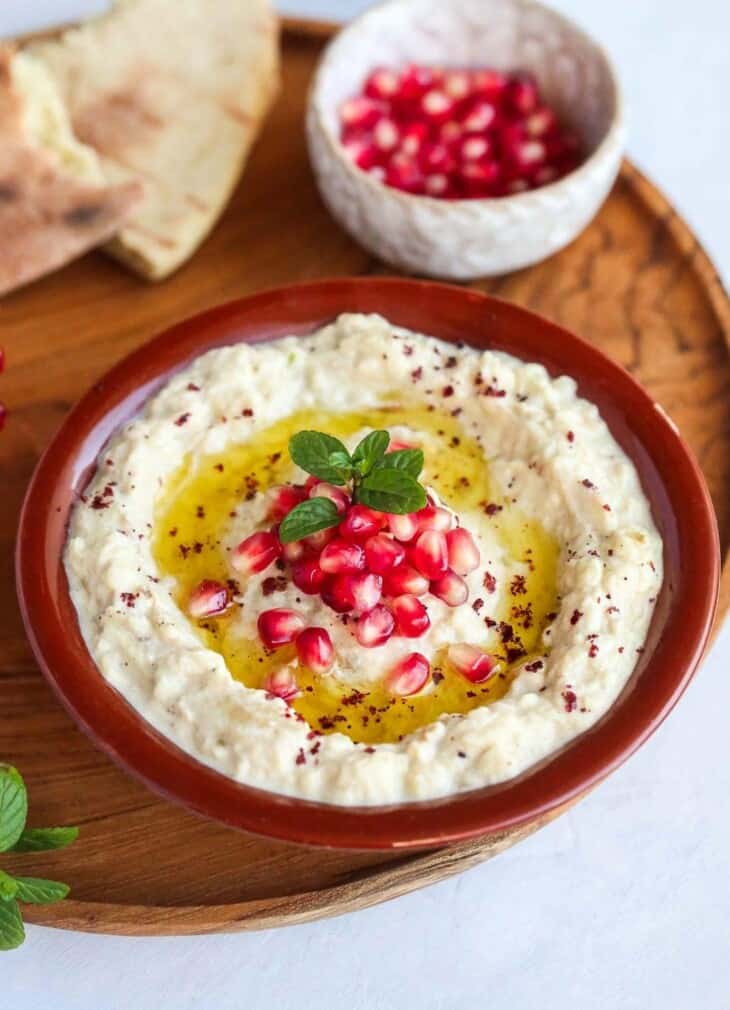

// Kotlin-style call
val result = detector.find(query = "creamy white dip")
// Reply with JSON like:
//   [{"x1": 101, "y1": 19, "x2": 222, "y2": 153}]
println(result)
[{"x1": 65, "y1": 313, "x2": 663, "y2": 805}]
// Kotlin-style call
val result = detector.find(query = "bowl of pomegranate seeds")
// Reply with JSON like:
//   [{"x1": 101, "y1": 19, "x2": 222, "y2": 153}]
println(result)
[{"x1": 307, "y1": 0, "x2": 625, "y2": 278}]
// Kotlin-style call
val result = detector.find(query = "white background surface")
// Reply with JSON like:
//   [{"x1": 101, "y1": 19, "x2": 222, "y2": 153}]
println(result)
[{"x1": 3, "y1": 2, "x2": 729, "y2": 1007}]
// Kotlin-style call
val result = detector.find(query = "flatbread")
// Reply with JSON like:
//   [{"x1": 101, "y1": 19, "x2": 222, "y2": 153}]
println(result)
[
  {"x1": 0, "y1": 47, "x2": 142, "y2": 297},
  {"x1": 28, "y1": 0, "x2": 280, "y2": 281}
]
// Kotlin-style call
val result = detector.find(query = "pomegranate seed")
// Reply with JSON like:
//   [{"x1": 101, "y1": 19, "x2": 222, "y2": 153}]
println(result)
[
  {"x1": 343, "y1": 137, "x2": 379, "y2": 170},
  {"x1": 309, "y1": 482, "x2": 350, "y2": 514},
  {"x1": 321, "y1": 574, "x2": 355, "y2": 613},
  {"x1": 387, "y1": 438, "x2": 416, "y2": 453},
  {"x1": 425, "y1": 174, "x2": 450, "y2": 196},
  {"x1": 461, "y1": 100, "x2": 497, "y2": 133},
  {"x1": 382, "y1": 562, "x2": 429, "y2": 597},
  {"x1": 459, "y1": 160, "x2": 501, "y2": 196},
  {"x1": 459, "y1": 135, "x2": 492, "y2": 162},
  {"x1": 447, "y1": 644, "x2": 497, "y2": 683},
  {"x1": 282, "y1": 539, "x2": 306, "y2": 563},
  {"x1": 410, "y1": 530, "x2": 448, "y2": 579},
  {"x1": 355, "y1": 604, "x2": 395, "y2": 647},
  {"x1": 373, "y1": 117, "x2": 400, "y2": 152},
  {"x1": 263, "y1": 667, "x2": 299, "y2": 701},
  {"x1": 399, "y1": 121, "x2": 429, "y2": 157},
  {"x1": 296, "y1": 627, "x2": 334, "y2": 674},
  {"x1": 340, "y1": 95, "x2": 385, "y2": 130},
  {"x1": 267, "y1": 484, "x2": 306, "y2": 521},
  {"x1": 421, "y1": 89, "x2": 455, "y2": 123},
  {"x1": 385, "y1": 652, "x2": 430, "y2": 695},
  {"x1": 421, "y1": 142, "x2": 457, "y2": 175},
  {"x1": 258, "y1": 608, "x2": 305, "y2": 648},
  {"x1": 291, "y1": 557, "x2": 327, "y2": 595},
  {"x1": 525, "y1": 106, "x2": 558, "y2": 138},
  {"x1": 506, "y1": 73, "x2": 539, "y2": 115},
  {"x1": 415, "y1": 504, "x2": 453, "y2": 532},
  {"x1": 232, "y1": 530, "x2": 281, "y2": 575},
  {"x1": 386, "y1": 153, "x2": 424, "y2": 193},
  {"x1": 439, "y1": 120, "x2": 463, "y2": 145},
  {"x1": 381, "y1": 557, "x2": 428, "y2": 593},
  {"x1": 364, "y1": 67, "x2": 400, "y2": 100},
  {"x1": 187, "y1": 579, "x2": 230, "y2": 618},
  {"x1": 319, "y1": 538, "x2": 366, "y2": 574},
  {"x1": 443, "y1": 70, "x2": 471, "y2": 101},
  {"x1": 471, "y1": 68, "x2": 508, "y2": 101},
  {"x1": 368, "y1": 165, "x2": 387, "y2": 183},
  {"x1": 446, "y1": 527, "x2": 480, "y2": 575},
  {"x1": 365, "y1": 533, "x2": 406, "y2": 573},
  {"x1": 505, "y1": 178, "x2": 530, "y2": 194},
  {"x1": 513, "y1": 140, "x2": 546, "y2": 170},
  {"x1": 397, "y1": 64, "x2": 437, "y2": 101},
  {"x1": 390, "y1": 594, "x2": 430, "y2": 637},
  {"x1": 303, "y1": 527, "x2": 337, "y2": 553},
  {"x1": 343, "y1": 571, "x2": 383, "y2": 614},
  {"x1": 534, "y1": 164, "x2": 559, "y2": 186},
  {"x1": 430, "y1": 570, "x2": 468, "y2": 607},
  {"x1": 386, "y1": 512, "x2": 419, "y2": 541},
  {"x1": 0, "y1": 403, "x2": 6, "y2": 432},
  {"x1": 340, "y1": 504, "x2": 383, "y2": 541}
]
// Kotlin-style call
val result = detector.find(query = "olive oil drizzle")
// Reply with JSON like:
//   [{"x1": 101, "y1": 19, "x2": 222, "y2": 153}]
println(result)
[{"x1": 153, "y1": 407, "x2": 559, "y2": 744}]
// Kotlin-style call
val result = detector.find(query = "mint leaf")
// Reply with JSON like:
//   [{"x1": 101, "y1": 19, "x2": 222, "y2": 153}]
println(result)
[
  {"x1": 10, "y1": 826, "x2": 78, "y2": 853},
  {"x1": 356, "y1": 470, "x2": 427, "y2": 514},
  {"x1": 375, "y1": 448, "x2": 424, "y2": 479},
  {"x1": 352, "y1": 430, "x2": 390, "y2": 476},
  {"x1": 12, "y1": 877, "x2": 69, "y2": 905},
  {"x1": 278, "y1": 497, "x2": 341, "y2": 544},
  {"x1": 0, "y1": 899, "x2": 24, "y2": 950},
  {"x1": 0, "y1": 870, "x2": 18, "y2": 901},
  {"x1": 327, "y1": 450, "x2": 352, "y2": 473},
  {"x1": 289, "y1": 431, "x2": 351, "y2": 484},
  {"x1": 0, "y1": 766, "x2": 27, "y2": 852}
]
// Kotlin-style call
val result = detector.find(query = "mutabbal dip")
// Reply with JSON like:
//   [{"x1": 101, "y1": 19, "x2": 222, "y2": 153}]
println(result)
[{"x1": 64, "y1": 313, "x2": 662, "y2": 805}]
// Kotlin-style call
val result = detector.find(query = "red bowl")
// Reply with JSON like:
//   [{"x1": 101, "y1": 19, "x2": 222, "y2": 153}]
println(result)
[{"x1": 16, "y1": 278, "x2": 720, "y2": 849}]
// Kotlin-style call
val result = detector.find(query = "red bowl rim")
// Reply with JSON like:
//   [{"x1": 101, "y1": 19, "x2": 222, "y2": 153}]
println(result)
[{"x1": 15, "y1": 277, "x2": 720, "y2": 850}]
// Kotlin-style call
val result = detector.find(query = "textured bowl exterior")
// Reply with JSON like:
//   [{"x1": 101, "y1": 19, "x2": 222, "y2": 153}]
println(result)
[
  {"x1": 307, "y1": 0, "x2": 625, "y2": 278},
  {"x1": 16, "y1": 279, "x2": 719, "y2": 850}
]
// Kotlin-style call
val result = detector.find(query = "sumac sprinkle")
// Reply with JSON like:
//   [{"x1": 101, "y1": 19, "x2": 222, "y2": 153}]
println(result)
[
  {"x1": 570, "y1": 609, "x2": 583, "y2": 625},
  {"x1": 562, "y1": 689, "x2": 577, "y2": 713},
  {"x1": 174, "y1": 413, "x2": 190, "y2": 427}
]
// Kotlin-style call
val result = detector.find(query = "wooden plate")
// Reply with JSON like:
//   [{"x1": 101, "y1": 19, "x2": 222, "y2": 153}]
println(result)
[{"x1": 1, "y1": 23, "x2": 728, "y2": 935}]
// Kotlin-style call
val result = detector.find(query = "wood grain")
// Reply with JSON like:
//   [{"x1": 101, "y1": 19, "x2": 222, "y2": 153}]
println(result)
[{"x1": 0, "y1": 27, "x2": 728, "y2": 936}]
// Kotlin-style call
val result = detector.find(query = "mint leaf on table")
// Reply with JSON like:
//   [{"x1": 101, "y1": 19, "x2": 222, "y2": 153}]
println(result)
[
  {"x1": 0, "y1": 766, "x2": 78, "y2": 951},
  {"x1": 10, "y1": 827, "x2": 79, "y2": 853},
  {"x1": 351, "y1": 430, "x2": 390, "y2": 477},
  {"x1": 0, "y1": 899, "x2": 24, "y2": 951},
  {"x1": 278, "y1": 497, "x2": 341, "y2": 543},
  {"x1": 356, "y1": 469, "x2": 427, "y2": 514},
  {"x1": 289, "y1": 431, "x2": 352, "y2": 485},
  {"x1": 0, "y1": 766, "x2": 27, "y2": 853},
  {"x1": 11, "y1": 877, "x2": 69, "y2": 905},
  {"x1": 374, "y1": 447, "x2": 424, "y2": 479}
]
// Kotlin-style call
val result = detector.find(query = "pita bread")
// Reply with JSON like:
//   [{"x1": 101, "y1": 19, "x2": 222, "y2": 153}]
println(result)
[
  {"x1": 0, "y1": 47, "x2": 142, "y2": 297},
  {"x1": 29, "y1": 0, "x2": 280, "y2": 281}
]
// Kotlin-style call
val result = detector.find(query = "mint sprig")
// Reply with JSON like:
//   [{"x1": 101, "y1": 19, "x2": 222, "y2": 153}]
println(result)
[
  {"x1": 279, "y1": 429, "x2": 427, "y2": 543},
  {"x1": 0, "y1": 765, "x2": 77, "y2": 951}
]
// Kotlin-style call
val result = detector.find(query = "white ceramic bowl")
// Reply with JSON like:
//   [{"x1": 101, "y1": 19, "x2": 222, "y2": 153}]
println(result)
[{"x1": 307, "y1": 0, "x2": 625, "y2": 279}]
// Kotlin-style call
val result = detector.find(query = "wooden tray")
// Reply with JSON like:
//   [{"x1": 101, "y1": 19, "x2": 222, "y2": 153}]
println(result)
[{"x1": 1, "y1": 22, "x2": 729, "y2": 936}]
